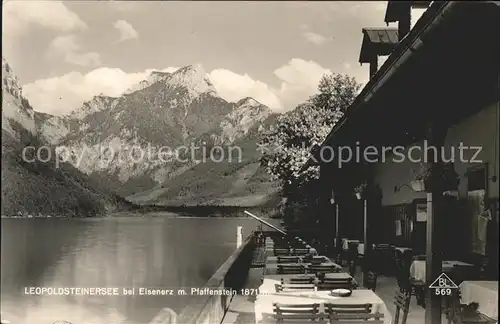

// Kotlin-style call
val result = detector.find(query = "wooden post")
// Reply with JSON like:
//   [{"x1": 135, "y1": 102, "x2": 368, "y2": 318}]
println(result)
[
  {"x1": 237, "y1": 226, "x2": 243, "y2": 248},
  {"x1": 425, "y1": 121, "x2": 447, "y2": 324},
  {"x1": 426, "y1": 192, "x2": 442, "y2": 324},
  {"x1": 370, "y1": 57, "x2": 379, "y2": 77},
  {"x1": 363, "y1": 199, "x2": 369, "y2": 285},
  {"x1": 363, "y1": 199, "x2": 368, "y2": 250},
  {"x1": 335, "y1": 203, "x2": 340, "y2": 251},
  {"x1": 398, "y1": 2, "x2": 412, "y2": 40}
]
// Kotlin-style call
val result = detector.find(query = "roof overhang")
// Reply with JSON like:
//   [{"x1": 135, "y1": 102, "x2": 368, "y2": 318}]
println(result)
[
  {"x1": 303, "y1": 1, "x2": 500, "y2": 171},
  {"x1": 359, "y1": 28, "x2": 399, "y2": 64}
]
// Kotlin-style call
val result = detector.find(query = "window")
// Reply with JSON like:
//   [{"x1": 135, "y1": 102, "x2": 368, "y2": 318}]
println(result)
[{"x1": 467, "y1": 164, "x2": 487, "y2": 192}]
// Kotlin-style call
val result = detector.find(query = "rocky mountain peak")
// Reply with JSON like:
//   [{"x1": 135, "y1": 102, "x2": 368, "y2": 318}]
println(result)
[
  {"x1": 124, "y1": 71, "x2": 173, "y2": 95},
  {"x1": 69, "y1": 94, "x2": 119, "y2": 119},
  {"x1": 2, "y1": 57, "x2": 36, "y2": 136},
  {"x1": 174, "y1": 63, "x2": 205, "y2": 76},
  {"x1": 2, "y1": 57, "x2": 23, "y2": 100},
  {"x1": 164, "y1": 63, "x2": 216, "y2": 96},
  {"x1": 32, "y1": 59, "x2": 275, "y2": 197},
  {"x1": 236, "y1": 97, "x2": 264, "y2": 108}
]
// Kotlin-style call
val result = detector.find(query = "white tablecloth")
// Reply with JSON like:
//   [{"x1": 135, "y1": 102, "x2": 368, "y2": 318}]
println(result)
[
  {"x1": 254, "y1": 289, "x2": 391, "y2": 324},
  {"x1": 342, "y1": 239, "x2": 360, "y2": 250},
  {"x1": 409, "y1": 260, "x2": 474, "y2": 282},
  {"x1": 459, "y1": 281, "x2": 498, "y2": 320}
]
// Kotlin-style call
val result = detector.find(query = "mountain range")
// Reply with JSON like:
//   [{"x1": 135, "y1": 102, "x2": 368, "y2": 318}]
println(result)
[
  {"x1": 1, "y1": 57, "x2": 133, "y2": 216},
  {"x1": 6, "y1": 60, "x2": 281, "y2": 207}
]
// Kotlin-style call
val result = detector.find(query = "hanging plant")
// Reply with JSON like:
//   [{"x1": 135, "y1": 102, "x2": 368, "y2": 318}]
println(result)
[
  {"x1": 411, "y1": 163, "x2": 430, "y2": 192},
  {"x1": 411, "y1": 162, "x2": 460, "y2": 192},
  {"x1": 354, "y1": 183, "x2": 367, "y2": 200}
]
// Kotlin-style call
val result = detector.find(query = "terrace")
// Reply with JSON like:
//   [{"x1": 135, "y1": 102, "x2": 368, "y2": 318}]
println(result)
[
  {"x1": 220, "y1": 1, "x2": 499, "y2": 324},
  {"x1": 222, "y1": 231, "x2": 497, "y2": 324}
]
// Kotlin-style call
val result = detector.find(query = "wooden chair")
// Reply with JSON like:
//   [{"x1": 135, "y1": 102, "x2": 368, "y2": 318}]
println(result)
[
  {"x1": 394, "y1": 250, "x2": 411, "y2": 289},
  {"x1": 273, "y1": 303, "x2": 322, "y2": 323},
  {"x1": 395, "y1": 261, "x2": 412, "y2": 293},
  {"x1": 346, "y1": 242, "x2": 359, "y2": 276},
  {"x1": 317, "y1": 278, "x2": 355, "y2": 291},
  {"x1": 393, "y1": 290, "x2": 411, "y2": 324},
  {"x1": 278, "y1": 264, "x2": 306, "y2": 275},
  {"x1": 293, "y1": 248, "x2": 311, "y2": 256},
  {"x1": 324, "y1": 303, "x2": 372, "y2": 316},
  {"x1": 373, "y1": 244, "x2": 394, "y2": 275},
  {"x1": 274, "y1": 248, "x2": 293, "y2": 256},
  {"x1": 328, "y1": 312, "x2": 384, "y2": 324},
  {"x1": 277, "y1": 256, "x2": 300, "y2": 264},
  {"x1": 446, "y1": 289, "x2": 496, "y2": 324},
  {"x1": 334, "y1": 251, "x2": 343, "y2": 266},
  {"x1": 395, "y1": 250, "x2": 426, "y2": 307},
  {"x1": 364, "y1": 270, "x2": 378, "y2": 291},
  {"x1": 288, "y1": 276, "x2": 315, "y2": 284},
  {"x1": 308, "y1": 257, "x2": 325, "y2": 265},
  {"x1": 307, "y1": 265, "x2": 341, "y2": 275},
  {"x1": 274, "y1": 245, "x2": 292, "y2": 251},
  {"x1": 275, "y1": 283, "x2": 316, "y2": 292}
]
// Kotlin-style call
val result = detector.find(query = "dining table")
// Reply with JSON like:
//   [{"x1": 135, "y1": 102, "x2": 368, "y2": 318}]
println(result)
[
  {"x1": 357, "y1": 243, "x2": 376, "y2": 255},
  {"x1": 409, "y1": 260, "x2": 475, "y2": 282},
  {"x1": 265, "y1": 255, "x2": 330, "y2": 264},
  {"x1": 341, "y1": 239, "x2": 360, "y2": 251},
  {"x1": 253, "y1": 288, "x2": 392, "y2": 324},
  {"x1": 263, "y1": 261, "x2": 341, "y2": 275},
  {"x1": 264, "y1": 247, "x2": 319, "y2": 257},
  {"x1": 459, "y1": 280, "x2": 498, "y2": 320}
]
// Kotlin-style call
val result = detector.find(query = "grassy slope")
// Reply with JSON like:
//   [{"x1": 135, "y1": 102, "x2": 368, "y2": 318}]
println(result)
[
  {"x1": 127, "y1": 114, "x2": 281, "y2": 206},
  {"x1": 1, "y1": 124, "x2": 133, "y2": 217}
]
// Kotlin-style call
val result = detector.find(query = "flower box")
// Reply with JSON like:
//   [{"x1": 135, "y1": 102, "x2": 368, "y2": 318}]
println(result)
[
  {"x1": 443, "y1": 190, "x2": 459, "y2": 198},
  {"x1": 354, "y1": 183, "x2": 367, "y2": 200},
  {"x1": 410, "y1": 179, "x2": 426, "y2": 192}
]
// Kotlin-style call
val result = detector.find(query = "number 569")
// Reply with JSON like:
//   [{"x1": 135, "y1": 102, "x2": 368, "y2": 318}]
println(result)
[{"x1": 434, "y1": 288, "x2": 452, "y2": 295}]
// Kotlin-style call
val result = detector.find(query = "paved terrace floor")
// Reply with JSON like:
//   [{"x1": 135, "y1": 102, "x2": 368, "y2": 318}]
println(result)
[{"x1": 221, "y1": 265, "x2": 450, "y2": 324}]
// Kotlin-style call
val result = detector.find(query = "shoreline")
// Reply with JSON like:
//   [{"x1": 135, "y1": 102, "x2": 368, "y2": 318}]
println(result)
[
  {"x1": 0, "y1": 215, "x2": 107, "y2": 219},
  {"x1": 1, "y1": 205, "x2": 280, "y2": 219},
  {"x1": 1, "y1": 214, "x2": 277, "y2": 219}
]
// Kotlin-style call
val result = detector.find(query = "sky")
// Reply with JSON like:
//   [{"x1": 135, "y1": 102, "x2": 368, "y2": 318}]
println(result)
[{"x1": 2, "y1": 0, "x2": 426, "y2": 116}]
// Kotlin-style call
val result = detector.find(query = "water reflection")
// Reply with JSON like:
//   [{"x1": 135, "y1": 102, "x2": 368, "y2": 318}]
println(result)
[{"x1": 1, "y1": 216, "x2": 263, "y2": 324}]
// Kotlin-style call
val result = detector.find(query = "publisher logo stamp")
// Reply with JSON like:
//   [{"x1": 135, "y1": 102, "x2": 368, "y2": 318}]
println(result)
[{"x1": 429, "y1": 273, "x2": 458, "y2": 296}]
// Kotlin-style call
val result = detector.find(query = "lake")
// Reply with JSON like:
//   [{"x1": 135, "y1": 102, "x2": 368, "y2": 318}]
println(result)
[{"x1": 0, "y1": 214, "x2": 272, "y2": 324}]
